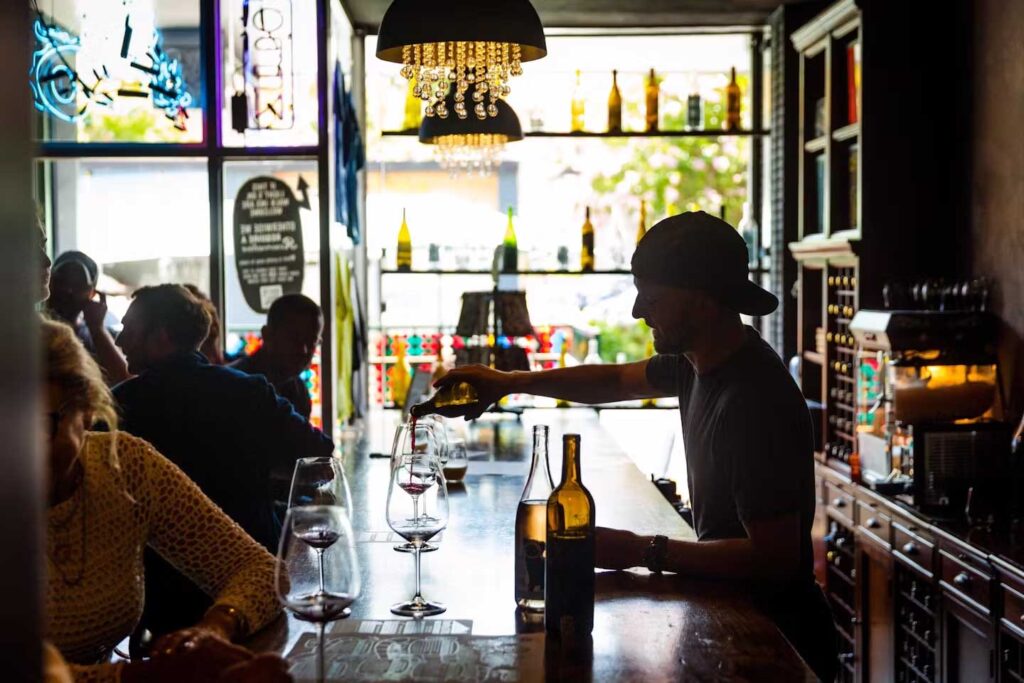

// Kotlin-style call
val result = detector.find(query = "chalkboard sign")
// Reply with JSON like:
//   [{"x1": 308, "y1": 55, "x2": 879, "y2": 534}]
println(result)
[{"x1": 233, "y1": 176, "x2": 306, "y2": 312}]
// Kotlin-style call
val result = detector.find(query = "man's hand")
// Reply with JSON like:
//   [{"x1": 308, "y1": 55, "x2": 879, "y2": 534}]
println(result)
[
  {"x1": 82, "y1": 291, "x2": 108, "y2": 332},
  {"x1": 424, "y1": 365, "x2": 514, "y2": 420},
  {"x1": 595, "y1": 527, "x2": 648, "y2": 571}
]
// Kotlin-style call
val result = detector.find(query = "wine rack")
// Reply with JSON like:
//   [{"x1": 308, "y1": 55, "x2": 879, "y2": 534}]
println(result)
[
  {"x1": 895, "y1": 565, "x2": 938, "y2": 683},
  {"x1": 825, "y1": 265, "x2": 858, "y2": 467},
  {"x1": 825, "y1": 519, "x2": 857, "y2": 682},
  {"x1": 1005, "y1": 633, "x2": 1024, "y2": 683}
]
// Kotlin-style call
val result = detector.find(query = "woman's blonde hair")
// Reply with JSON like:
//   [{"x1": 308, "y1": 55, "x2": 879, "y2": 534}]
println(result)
[{"x1": 42, "y1": 319, "x2": 118, "y2": 430}]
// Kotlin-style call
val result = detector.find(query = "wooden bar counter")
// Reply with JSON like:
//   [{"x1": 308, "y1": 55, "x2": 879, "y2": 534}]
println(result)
[{"x1": 250, "y1": 409, "x2": 815, "y2": 681}]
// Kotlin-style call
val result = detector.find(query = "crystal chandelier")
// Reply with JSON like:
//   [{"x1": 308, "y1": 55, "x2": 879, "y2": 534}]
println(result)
[
  {"x1": 419, "y1": 94, "x2": 523, "y2": 176},
  {"x1": 376, "y1": 0, "x2": 547, "y2": 121}
]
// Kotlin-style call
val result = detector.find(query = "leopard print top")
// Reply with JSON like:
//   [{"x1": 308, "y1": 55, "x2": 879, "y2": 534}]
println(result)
[{"x1": 47, "y1": 431, "x2": 281, "y2": 682}]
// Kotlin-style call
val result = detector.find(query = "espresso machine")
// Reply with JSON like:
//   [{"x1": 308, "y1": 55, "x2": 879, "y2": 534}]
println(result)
[{"x1": 849, "y1": 310, "x2": 1009, "y2": 516}]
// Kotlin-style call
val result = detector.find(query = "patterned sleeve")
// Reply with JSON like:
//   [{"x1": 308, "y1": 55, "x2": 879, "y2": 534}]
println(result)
[{"x1": 116, "y1": 433, "x2": 282, "y2": 635}]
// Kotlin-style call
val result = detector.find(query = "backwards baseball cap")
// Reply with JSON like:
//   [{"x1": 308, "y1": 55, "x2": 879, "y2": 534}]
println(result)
[
  {"x1": 52, "y1": 250, "x2": 99, "y2": 285},
  {"x1": 631, "y1": 211, "x2": 778, "y2": 316}
]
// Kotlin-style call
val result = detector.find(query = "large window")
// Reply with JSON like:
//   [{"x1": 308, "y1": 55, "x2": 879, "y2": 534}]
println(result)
[{"x1": 364, "y1": 32, "x2": 763, "y2": 409}]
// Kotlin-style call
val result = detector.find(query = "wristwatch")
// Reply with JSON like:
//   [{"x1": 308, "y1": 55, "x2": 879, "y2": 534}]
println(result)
[{"x1": 642, "y1": 535, "x2": 668, "y2": 574}]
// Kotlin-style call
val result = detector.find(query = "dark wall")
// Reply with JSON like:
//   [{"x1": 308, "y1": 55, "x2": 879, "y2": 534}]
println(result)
[{"x1": 971, "y1": 0, "x2": 1024, "y2": 416}]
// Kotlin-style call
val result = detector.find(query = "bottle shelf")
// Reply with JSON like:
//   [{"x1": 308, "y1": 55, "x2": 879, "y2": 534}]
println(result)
[
  {"x1": 804, "y1": 135, "x2": 828, "y2": 153},
  {"x1": 380, "y1": 268, "x2": 633, "y2": 276},
  {"x1": 381, "y1": 129, "x2": 769, "y2": 139}
]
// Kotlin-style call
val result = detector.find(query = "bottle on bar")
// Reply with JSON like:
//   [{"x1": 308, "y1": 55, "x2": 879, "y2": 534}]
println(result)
[
  {"x1": 410, "y1": 381, "x2": 480, "y2": 418},
  {"x1": 571, "y1": 70, "x2": 586, "y2": 133},
  {"x1": 516, "y1": 425, "x2": 555, "y2": 611},
  {"x1": 502, "y1": 207, "x2": 518, "y2": 273},
  {"x1": 391, "y1": 342, "x2": 411, "y2": 407},
  {"x1": 686, "y1": 77, "x2": 703, "y2": 131},
  {"x1": 545, "y1": 433, "x2": 595, "y2": 640},
  {"x1": 725, "y1": 66, "x2": 741, "y2": 132},
  {"x1": 580, "y1": 207, "x2": 595, "y2": 272},
  {"x1": 396, "y1": 208, "x2": 412, "y2": 272},
  {"x1": 636, "y1": 199, "x2": 647, "y2": 244},
  {"x1": 583, "y1": 339, "x2": 602, "y2": 365},
  {"x1": 737, "y1": 201, "x2": 758, "y2": 268},
  {"x1": 607, "y1": 70, "x2": 622, "y2": 134},
  {"x1": 645, "y1": 68, "x2": 659, "y2": 133}
]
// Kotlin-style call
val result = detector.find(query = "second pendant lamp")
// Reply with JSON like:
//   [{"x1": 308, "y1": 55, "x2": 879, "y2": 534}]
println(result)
[{"x1": 419, "y1": 92, "x2": 524, "y2": 175}]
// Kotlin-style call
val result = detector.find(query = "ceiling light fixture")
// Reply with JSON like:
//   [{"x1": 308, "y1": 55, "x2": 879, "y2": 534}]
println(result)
[
  {"x1": 419, "y1": 94, "x2": 523, "y2": 174},
  {"x1": 376, "y1": 0, "x2": 546, "y2": 121}
]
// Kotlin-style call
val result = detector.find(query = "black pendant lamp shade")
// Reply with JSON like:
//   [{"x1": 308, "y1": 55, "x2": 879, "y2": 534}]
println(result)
[
  {"x1": 376, "y1": 0, "x2": 547, "y2": 63},
  {"x1": 419, "y1": 96, "x2": 523, "y2": 144}
]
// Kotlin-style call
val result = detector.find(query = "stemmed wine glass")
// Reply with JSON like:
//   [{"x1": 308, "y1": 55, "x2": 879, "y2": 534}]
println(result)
[
  {"x1": 288, "y1": 457, "x2": 353, "y2": 517},
  {"x1": 386, "y1": 453, "x2": 449, "y2": 617},
  {"x1": 276, "y1": 505, "x2": 360, "y2": 683},
  {"x1": 391, "y1": 420, "x2": 443, "y2": 554}
]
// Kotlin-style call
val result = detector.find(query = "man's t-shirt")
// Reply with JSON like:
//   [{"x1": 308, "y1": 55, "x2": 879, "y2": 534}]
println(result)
[{"x1": 646, "y1": 326, "x2": 816, "y2": 581}]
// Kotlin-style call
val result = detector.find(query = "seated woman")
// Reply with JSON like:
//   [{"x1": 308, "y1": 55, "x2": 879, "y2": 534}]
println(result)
[{"x1": 43, "y1": 319, "x2": 290, "y2": 682}]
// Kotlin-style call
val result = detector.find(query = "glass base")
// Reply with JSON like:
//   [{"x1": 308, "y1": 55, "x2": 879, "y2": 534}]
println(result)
[
  {"x1": 293, "y1": 607, "x2": 351, "y2": 622},
  {"x1": 394, "y1": 542, "x2": 437, "y2": 553},
  {"x1": 391, "y1": 598, "x2": 446, "y2": 617}
]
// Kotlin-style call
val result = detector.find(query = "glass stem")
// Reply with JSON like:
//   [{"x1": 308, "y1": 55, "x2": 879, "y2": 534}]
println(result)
[
  {"x1": 316, "y1": 548, "x2": 326, "y2": 595},
  {"x1": 413, "y1": 543, "x2": 423, "y2": 601},
  {"x1": 316, "y1": 620, "x2": 325, "y2": 683}
]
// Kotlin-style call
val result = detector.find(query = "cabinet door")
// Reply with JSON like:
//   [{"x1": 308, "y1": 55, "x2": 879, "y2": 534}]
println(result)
[
  {"x1": 941, "y1": 593, "x2": 994, "y2": 682},
  {"x1": 857, "y1": 538, "x2": 894, "y2": 682}
]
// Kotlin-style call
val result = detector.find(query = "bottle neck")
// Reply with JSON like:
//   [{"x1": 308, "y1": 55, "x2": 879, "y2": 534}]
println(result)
[
  {"x1": 523, "y1": 426, "x2": 553, "y2": 499},
  {"x1": 561, "y1": 434, "x2": 582, "y2": 485}
]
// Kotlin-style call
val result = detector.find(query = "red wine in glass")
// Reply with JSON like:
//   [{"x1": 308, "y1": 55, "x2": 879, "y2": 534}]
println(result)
[
  {"x1": 398, "y1": 481, "x2": 434, "y2": 496},
  {"x1": 296, "y1": 526, "x2": 342, "y2": 550}
]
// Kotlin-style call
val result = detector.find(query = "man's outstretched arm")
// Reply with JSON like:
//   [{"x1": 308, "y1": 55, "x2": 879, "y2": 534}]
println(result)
[{"x1": 429, "y1": 360, "x2": 674, "y2": 419}]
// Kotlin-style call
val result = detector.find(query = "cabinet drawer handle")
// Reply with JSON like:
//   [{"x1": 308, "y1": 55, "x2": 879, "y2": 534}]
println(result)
[
  {"x1": 865, "y1": 517, "x2": 880, "y2": 529},
  {"x1": 833, "y1": 497, "x2": 846, "y2": 508},
  {"x1": 953, "y1": 571, "x2": 970, "y2": 587},
  {"x1": 902, "y1": 542, "x2": 918, "y2": 555}
]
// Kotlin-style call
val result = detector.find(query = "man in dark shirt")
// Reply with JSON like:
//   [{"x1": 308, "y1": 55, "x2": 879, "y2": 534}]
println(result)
[
  {"x1": 113, "y1": 284, "x2": 334, "y2": 635},
  {"x1": 436, "y1": 212, "x2": 838, "y2": 681},
  {"x1": 230, "y1": 293, "x2": 322, "y2": 420}
]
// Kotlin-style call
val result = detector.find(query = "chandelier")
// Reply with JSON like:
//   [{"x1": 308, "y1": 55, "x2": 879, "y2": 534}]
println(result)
[
  {"x1": 376, "y1": 0, "x2": 547, "y2": 121},
  {"x1": 420, "y1": 95, "x2": 523, "y2": 175}
]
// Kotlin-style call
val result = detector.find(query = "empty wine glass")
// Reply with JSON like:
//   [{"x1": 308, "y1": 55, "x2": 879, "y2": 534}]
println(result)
[
  {"x1": 288, "y1": 457, "x2": 353, "y2": 516},
  {"x1": 276, "y1": 505, "x2": 360, "y2": 683},
  {"x1": 386, "y1": 453, "x2": 449, "y2": 617},
  {"x1": 391, "y1": 420, "x2": 443, "y2": 553}
]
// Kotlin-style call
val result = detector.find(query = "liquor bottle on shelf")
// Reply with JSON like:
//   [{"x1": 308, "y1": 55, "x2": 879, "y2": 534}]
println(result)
[
  {"x1": 580, "y1": 207, "x2": 595, "y2": 272},
  {"x1": 636, "y1": 199, "x2": 648, "y2": 244},
  {"x1": 545, "y1": 433, "x2": 595, "y2": 640},
  {"x1": 644, "y1": 68, "x2": 659, "y2": 133},
  {"x1": 503, "y1": 207, "x2": 519, "y2": 273},
  {"x1": 402, "y1": 79, "x2": 423, "y2": 131},
  {"x1": 390, "y1": 342, "x2": 411, "y2": 407},
  {"x1": 686, "y1": 76, "x2": 703, "y2": 131},
  {"x1": 725, "y1": 66, "x2": 741, "y2": 132},
  {"x1": 737, "y1": 202, "x2": 759, "y2": 268},
  {"x1": 607, "y1": 70, "x2": 622, "y2": 133},
  {"x1": 396, "y1": 208, "x2": 412, "y2": 272},
  {"x1": 410, "y1": 381, "x2": 479, "y2": 418},
  {"x1": 516, "y1": 425, "x2": 555, "y2": 611},
  {"x1": 583, "y1": 339, "x2": 602, "y2": 365},
  {"x1": 571, "y1": 70, "x2": 586, "y2": 133}
]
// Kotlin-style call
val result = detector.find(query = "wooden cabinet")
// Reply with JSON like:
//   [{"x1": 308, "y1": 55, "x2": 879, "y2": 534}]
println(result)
[{"x1": 815, "y1": 463, "x2": 1019, "y2": 682}]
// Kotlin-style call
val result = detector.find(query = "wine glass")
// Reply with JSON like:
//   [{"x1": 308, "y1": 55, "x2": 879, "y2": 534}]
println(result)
[
  {"x1": 276, "y1": 505, "x2": 360, "y2": 683},
  {"x1": 391, "y1": 420, "x2": 443, "y2": 553},
  {"x1": 288, "y1": 457, "x2": 353, "y2": 516},
  {"x1": 386, "y1": 453, "x2": 449, "y2": 617},
  {"x1": 443, "y1": 438, "x2": 469, "y2": 484}
]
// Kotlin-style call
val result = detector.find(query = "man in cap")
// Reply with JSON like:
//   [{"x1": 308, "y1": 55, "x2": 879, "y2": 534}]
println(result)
[
  {"x1": 434, "y1": 211, "x2": 838, "y2": 681},
  {"x1": 46, "y1": 250, "x2": 129, "y2": 383}
]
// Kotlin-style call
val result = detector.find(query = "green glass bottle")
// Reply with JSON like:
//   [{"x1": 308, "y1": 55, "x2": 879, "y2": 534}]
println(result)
[
  {"x1": 545, "y1": 433, "x2": 595, "y2": 640},
  {"x1": 502, "y1": 207, "x2": 518, "y2": 273}
]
